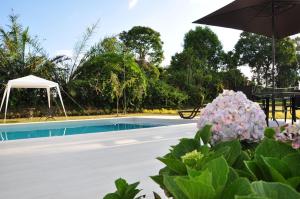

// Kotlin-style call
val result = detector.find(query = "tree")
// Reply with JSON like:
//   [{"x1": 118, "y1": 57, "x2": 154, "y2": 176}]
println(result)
[
  {"x1": 110, "y1": 72, "x2": 122, "y2": 116},
  {"x1": 167, "y1": 27, "x2": 227, "y2": 104},
  {"x1": 183, "y1": 26, "x2": 223, "y2": 71},
  {"x1": 0, "y1": 13, "x2": 63, "y2": 111},
  {"x1": 72, "y1": 36, "x2": 147, "y2": 112},
  {"x1": 0, "y1": 13, "x2": 46, "y2": 82},
  {"x1": 235, "y1": 32, "x2": 299, "y2": 87},
  {"x1": 119, "y1": 26, "x2": 164, "y2": 66}
]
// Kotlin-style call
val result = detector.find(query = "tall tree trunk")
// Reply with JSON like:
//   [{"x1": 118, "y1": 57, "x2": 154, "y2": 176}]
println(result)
[{"x1": 117, "y1": 98, "x2": 119, "y2": 117}]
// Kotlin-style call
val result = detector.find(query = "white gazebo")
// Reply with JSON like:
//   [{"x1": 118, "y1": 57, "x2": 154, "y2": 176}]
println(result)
[{"x1": 0, "y1": 75, "x2": 67, "y2": 122}]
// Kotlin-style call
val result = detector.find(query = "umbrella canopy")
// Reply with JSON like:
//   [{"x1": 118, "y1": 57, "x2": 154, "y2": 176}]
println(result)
[
  {"x1": 194, "y1": 0, "x2": 300, "y2": 39},
  {"x1": 194, "y1": 0, "x2": 300, "y2": 89}
]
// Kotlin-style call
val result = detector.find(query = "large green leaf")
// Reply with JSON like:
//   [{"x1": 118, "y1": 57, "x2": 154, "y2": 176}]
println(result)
[
  {"x1": 103, "y1": 178, "x2": 142, "y2": 199},
  {"x1": 150, "y1": 175, "x2": 164, "y2": 188},
  {"x1": 264, "y1": 128, "x2": 276, "y2": 139},
  {"x1": 244, "y1": 161, "x2": 261, "y2": 180},
  {"x1": 157, "y1": 157, "x2": 186, "y2": 174},
  {"x1": 233, "y1": 151, "x2": 251, "y2": 170},
  {"x1": 170, "y1": 138, "x2": 200, "y2": 159},
  {"x1": 256, "y1": 156, "x2": 287, "y2": 183},
  {"x1": 287, "y1": 177, "x2": 300, "y2": 191},
  {"x1": 103, "y1": 193, "x2": 121, "y2": 199},
  {"x1": 203, "y1": 146, "x2": 231, "y2": 165},
  {"x1": 282, "y1": 153, "x2": 300, "y2": 176},
  {"x1": 251, "y1": 181, "x2": 300, "y2": 199},
  {"x1": 214, "y1": 140, "x2": 242, "y2": 166},
  {"x1": 193, "y1": 169, "x2": 213, "y2": 185},
  {"x1": 195, "y1": 125, "x2": 212, "y2": 144},
  {"x1": 255, "y1": 138, "x2": 295, "y2": 159},
  {"x1": 163, "y1": 175, "x2": 188, "y2": 199},
  {"x1": 227, "y1": 167, "x2": 239, "y2": 183},
  {"x1": 221, "y1": 178, "x2": 253, "y2": 199},
  {"x1": 235, "y1": 196, "x2": 268, "y2": 199},
  {"x1": 115, "y1": 178, "x2": 128, "y2": 195},
  {"x1": 175, "y1": 176, "x2": 216, "y2": 199},
  {"x1": 203, "y1": 156, "x2": 229, "y2": 196},
  {"x1": 263, "y1": 157, "x2": 291, "y2": 178}
]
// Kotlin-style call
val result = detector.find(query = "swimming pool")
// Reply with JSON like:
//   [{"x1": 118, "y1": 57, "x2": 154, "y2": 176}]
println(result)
[{"x1": 0, "y1": 117, "x2": 194, "y2": 141}]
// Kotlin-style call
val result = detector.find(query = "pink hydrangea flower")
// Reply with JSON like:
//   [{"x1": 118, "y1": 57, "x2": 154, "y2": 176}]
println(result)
[
  {"x1": 276, "y1": 124, "x2": 300, "y2": 149},
  {"x1": 197, "y1": 90, "x2": 267, "y2": 144}
]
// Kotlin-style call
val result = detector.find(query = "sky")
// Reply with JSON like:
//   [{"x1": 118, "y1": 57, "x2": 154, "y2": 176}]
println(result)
[{"x1": 0, "y1": 0, "x2": 251, "y2": 76}]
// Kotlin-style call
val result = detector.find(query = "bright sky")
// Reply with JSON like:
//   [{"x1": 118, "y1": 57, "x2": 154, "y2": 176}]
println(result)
[{"x1": 0, "y1": 0, "x2": 251, "y2": 76}]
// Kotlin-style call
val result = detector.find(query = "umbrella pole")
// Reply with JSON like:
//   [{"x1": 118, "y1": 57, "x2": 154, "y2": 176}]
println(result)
[
  {"x1": 272, "y1": 0, "x2": 276, "y2": 93},
  {"x1": 271, "y1": 0, "x2": 278, "y2": 125}
]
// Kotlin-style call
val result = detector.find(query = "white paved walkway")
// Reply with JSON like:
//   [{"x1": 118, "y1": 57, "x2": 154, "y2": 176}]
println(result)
[{"x1": 0, "y1": 119, "x2": 197, "y2": 199}]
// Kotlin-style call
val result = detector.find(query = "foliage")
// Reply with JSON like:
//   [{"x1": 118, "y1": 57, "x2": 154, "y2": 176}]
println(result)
[
  {"x1": 120, "y1": 26, "x2": 164, "y2": 67},
  {"x1": 103, "y1": 178, "x2": 145, "y2": 199},
  {"x1": 105, "y1": 125, "x2": 300, "y2": 198},
  {"x1": 167, "y1": 27, "x2": 248, "y2": 103},
  {"x1": 71, "y1": 37, "x2": 147, "y2": 112},
  {"x1": 143, "y1": 80, "x2": 188, "y2": 108},
  {"x1": 183, "y1": 26, "x2": 223, "y2": 71},
  {"x1": 235, "y1": 32, "x2": 299, "y2": 87},
  {"x1": 1, "y1": 14, "x2": 299, "y2": 116}
]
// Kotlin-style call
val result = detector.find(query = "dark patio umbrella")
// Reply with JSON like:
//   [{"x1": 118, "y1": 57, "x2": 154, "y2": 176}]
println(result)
[{"x1": 194, "y1": 0, "x2": 300, "y2": 90}]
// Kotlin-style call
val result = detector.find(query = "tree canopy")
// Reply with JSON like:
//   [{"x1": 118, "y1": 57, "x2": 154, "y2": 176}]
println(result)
[
  {"x1": 235, "y1": 32, "x2": 299, "y2": 87},
  {"x1": 0, "y1": 14, "x2": 299, "y2": 117}
]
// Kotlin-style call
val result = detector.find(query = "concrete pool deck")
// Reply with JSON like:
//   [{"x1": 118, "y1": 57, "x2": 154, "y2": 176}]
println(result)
[{"x1": 0, "y1": 116, "x2": 198, "y2": 199}]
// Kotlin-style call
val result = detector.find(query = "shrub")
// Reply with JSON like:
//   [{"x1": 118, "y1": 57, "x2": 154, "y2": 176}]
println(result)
[{"x1": 104, "y1": 125, "x2": 300, "y2": 199}]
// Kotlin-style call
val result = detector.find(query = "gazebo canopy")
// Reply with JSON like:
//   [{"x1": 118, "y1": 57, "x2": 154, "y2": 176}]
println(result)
[
  {"x1": 0, "y1": 75, "x2": 67, "y2": 122},
  {"x1": 7, "y1": 75, "x2": 58, "y2": 88}
]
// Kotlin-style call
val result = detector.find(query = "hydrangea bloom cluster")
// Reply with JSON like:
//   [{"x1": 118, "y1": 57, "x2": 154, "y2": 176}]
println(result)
[
  {"x1": 197, "y1": 90, "x2": 267, "y2": 144},
  {"x1": 275, "y1": 124, "x2": 300, "y2": 149}
]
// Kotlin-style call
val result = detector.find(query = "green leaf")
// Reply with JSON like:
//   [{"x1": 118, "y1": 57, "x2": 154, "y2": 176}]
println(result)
[
  {"x1": 221, "y1": 178, "x2": 253, "y2": 199},
  {"x1": 235, "y1": 196, "x2": 268, "y2": 199},
  {"x1": 171, "y1": 138, "x2": 200, "y2": 159},
  {"x1": 282, "y1": 153, "x2": 300, "y2": 176},
  {"x1": 163, "y1": 175, "x2": 189, "y2": 199},
  {"x1": 157, "y1": 157, "x2": 186, "y2": 174},
  {"x1": 244, "y1": 161, "x2": 261, "y2": 180},
  {"x1": 256, "y1": 156, "x2": 287, "y2": 183},
  {"x1": 233, "y1": 151, "x2": 251, "y2": 169},
  {"x1": 203, "y1": 156, "x2": 229, "y2": 196},
  {"x1": 203, "y1": 146, "x2": 231, "y2": 164},
  {"x1": 195, "y1": 125, "x2": 212, "y2": 144},
  {"x1": 187, "y1": 167, "x2": 202, "y2": 178},
  {"x1": 287, "y1": 177, "x2": 300, "y2": 190},
  {"x1": 103, "y1": 193, "x2": 121, "y2": 199},
  {"x1": 175, "y1": 176, "x2": 216, "y2": 199},
  {"x1": 235, "y1": 168, "x2": 257, "y2": 181},
  {"x1": 263, "y1": 157, "x2": 291, "y2": 178},
  {"x1": 255, "y1": 138, "x2": 295, "y2": 159},
  {"x1": 103, "y1": 178, "x2": 142, "y2": 199},
  {"x1": 264, "y1": 128, "x2": 276, "y2": 139},
  {"x1": 214, "y1": 140, "x2": 242, "y2": 166},
  {"x1": 251, "y1": 181, "x2": 300, "y2": 199},
  {"x1": 150, "y1": 175, "x2": 164, "y2": 188},
  {"x1": 115, "y1": 178, "x2": 128, "y2": 195},
  {"x1": 227, "y1": 167, "x2": 239, "y2": 183},
  {"x1": 193, "y1": 169, "x2": 213, "y2": 185}
]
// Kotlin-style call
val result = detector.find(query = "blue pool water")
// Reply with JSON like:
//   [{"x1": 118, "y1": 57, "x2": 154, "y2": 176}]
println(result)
[{"x1": 0, "y1": 123, "x2": 162, "y2": 141}]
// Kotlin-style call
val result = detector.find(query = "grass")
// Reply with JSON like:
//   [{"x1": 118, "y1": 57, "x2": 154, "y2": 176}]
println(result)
[
  {"x1": 0, "y1": 109, "x2": 178, "y2": 124},
  {"x1": 1, "y1": 106, "x2": 298, "y2": 124}
]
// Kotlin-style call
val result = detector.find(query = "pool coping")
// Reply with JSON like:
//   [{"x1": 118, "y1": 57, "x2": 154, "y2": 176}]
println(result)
[
  {"x1": 0, "y1": 115, "x2": 195, "y2": 126},
  {"x1": 0, "y1": 116, "x2": 197, "y2": 143}
]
